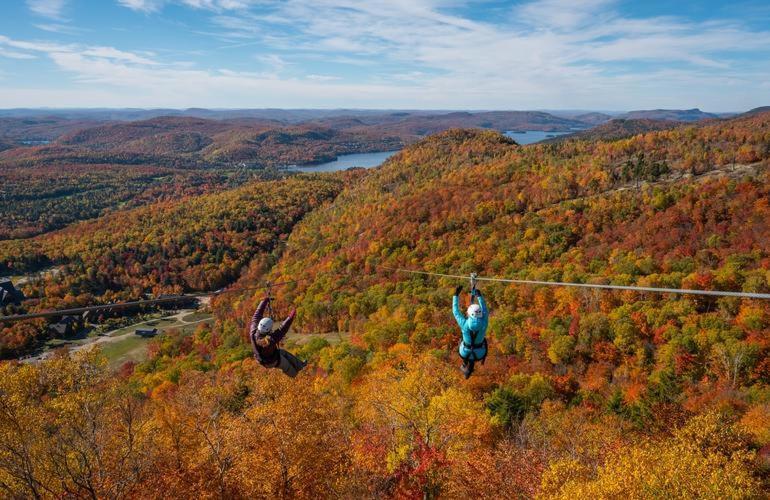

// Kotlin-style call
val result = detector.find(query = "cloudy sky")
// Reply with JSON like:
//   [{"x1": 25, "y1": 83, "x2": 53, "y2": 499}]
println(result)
[{"x1": 1, "y1": 0, "x2": 769, "y2": 111}]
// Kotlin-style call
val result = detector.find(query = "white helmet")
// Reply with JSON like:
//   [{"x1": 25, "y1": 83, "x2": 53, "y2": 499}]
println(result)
[
  {"x1": 467, "y1": 304, "x2": 483, "y2": 319},
  {"x1": 257, "y1": 317, "x2": 274, "y2": 334}
]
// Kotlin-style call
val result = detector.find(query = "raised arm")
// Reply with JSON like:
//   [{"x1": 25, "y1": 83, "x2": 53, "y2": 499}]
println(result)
[
  {"x1": 248, "y1": 297, "x2": 270, "y2": 337},
  {"x1": 272, "y1": 308, "x2": 297, "y2": 344},
  {"x1": 452, "y1": 285, "x2": 465, "y2": 327}
]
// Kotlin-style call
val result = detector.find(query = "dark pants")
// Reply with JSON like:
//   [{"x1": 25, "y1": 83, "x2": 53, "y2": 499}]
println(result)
[
  {"x1": 460, "y1": 357, "x2": 475, "y2": 379},
  {"x1": 259, "y1": 349, "x2": 307, "y2": 378},
  {"x1": 276, "y1": 349, "x2": 307, "y2": 378}
]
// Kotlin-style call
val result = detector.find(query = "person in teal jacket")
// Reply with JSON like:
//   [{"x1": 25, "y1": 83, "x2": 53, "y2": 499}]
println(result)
[{"x1": 453, "y1": 284, "x2": 488, "y2": 379}]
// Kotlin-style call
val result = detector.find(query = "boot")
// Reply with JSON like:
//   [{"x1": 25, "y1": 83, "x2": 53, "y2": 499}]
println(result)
[{"x1": 460, "y1": 359, "x2": 474, "y2": 379}]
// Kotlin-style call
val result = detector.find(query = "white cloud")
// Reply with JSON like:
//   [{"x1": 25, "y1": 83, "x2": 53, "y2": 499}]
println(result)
[
  {"x1": 34, "y1": 23, "x2": 82, "y2": 35},
  {"x1": 306, "y1": 74, "x2": 341, "y2": 82},
  {"x1": 0, "y1": 49, "x2": 37, "y2": 60},
  {"x1": 0, "y1": 35, "x2": 71, "y2": 54},
  {"x1": 27, "y1": 0, "x2": 67, "y2": 19},
  {"x1": 117, "y1": 0, "x2": 166, "y2": 12},
  {"x1": 5, "y1": 0, "x2": 770, "y2": 110},
  {"x1": 117, "y1": 0, "x2": 258, "y2": 12},
  {"x1": 81, "y1": 47, "x2": 159, "y2": 65},
  {"x1": 256, "y1": 54, "x2": 287, "y2": 71},
  {"x1": 514, "y1": 0, "x2": 616, "y2": 30}
]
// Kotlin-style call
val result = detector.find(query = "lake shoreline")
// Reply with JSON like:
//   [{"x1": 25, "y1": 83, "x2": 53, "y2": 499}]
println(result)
[{"x1": 285, "y1": 150, "x2": 401, "y2": 172}]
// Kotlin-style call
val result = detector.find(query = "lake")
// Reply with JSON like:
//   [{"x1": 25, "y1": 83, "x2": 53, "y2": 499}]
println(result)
[
  {"x1": 290, "y1": 150, "x2": 400, "y2": 172},
  {"x1": 289, "y1": 131, "x2": 577, "y2": 172},
  {"x1": 504, "y1": 130, "x2": 572, "y2": 144}
]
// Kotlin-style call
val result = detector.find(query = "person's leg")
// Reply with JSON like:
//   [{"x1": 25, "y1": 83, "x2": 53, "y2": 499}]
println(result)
[
  {"x1": 277, "y1": 349, "x2": 307, "y2": 378},
  {"x1": 258, "y1": 352, "x2": 281, "y2": 369},
  {"x1": 459, "y1": 343, "x2": 475, "y2": 378},
  {"x1": 461, "y1": 359, "x2": 475, "y2": 379},
  {"x1": 460, "y1": 352, "x2": 475, "y2": 378}
]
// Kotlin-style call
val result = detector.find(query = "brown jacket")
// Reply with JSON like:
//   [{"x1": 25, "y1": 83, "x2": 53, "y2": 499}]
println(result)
[{"x1": 249, "y1": 297, "x2": 296, "y2": 366}]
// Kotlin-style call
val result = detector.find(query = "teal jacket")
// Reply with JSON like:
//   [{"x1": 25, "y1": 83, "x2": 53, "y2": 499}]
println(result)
[{"x1": 453, "y1": 290, "x2": 488, "y2": 360}]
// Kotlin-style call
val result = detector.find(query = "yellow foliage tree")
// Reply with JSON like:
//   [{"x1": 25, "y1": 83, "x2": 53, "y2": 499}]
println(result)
[
  {"x1": 539, "y1": 412, "x2": 762, "y2": 499},
  {"x1": 352, "y1": 352, "x2": 492, "y2": 498}
]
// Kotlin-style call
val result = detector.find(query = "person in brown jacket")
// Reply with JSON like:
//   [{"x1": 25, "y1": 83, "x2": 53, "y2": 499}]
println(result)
[{"x1": 249, "y1": 296, "x2": 306, "y2": 377}]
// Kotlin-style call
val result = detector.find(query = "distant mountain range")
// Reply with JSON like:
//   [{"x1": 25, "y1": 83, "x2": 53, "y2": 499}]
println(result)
[
  {"x1": 743, "y1": 106, "x2": 770, "y2": 116},
  {"x1": 546, "y1": 118, "x2": 681, "y2": 143},
  {"x1": 616, "y1": 108, "x2": 724, "y2": 122},
  {"x1": 0, "y1": 106, "x2": 745, "y2": 126},
  {"x1": 0, "y1": 107, "x2": 764, "y2": 155}
]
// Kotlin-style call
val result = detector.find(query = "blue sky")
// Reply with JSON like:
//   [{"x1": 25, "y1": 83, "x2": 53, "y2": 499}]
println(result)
[{"x1": 0, "y1": 0, "x2": 769, "y2": 110}]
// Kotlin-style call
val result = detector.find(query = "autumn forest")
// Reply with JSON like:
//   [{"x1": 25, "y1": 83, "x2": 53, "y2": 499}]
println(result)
[{"x1": 1, "y1": 108, "x2": 769, "y2": 498}]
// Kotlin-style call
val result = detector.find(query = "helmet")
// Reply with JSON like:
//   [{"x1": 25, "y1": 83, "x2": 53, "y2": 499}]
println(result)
[
  {"x1": 257, "y1": 317, "x2": 274, "y2": 334},
  {"x1": 467, "y1": 304, "x2": 483, "y2": 319}
]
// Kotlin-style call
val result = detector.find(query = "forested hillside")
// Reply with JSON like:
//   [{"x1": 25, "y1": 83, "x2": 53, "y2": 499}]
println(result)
[
  {"x1": 0, "y1": 112, "x2": 769, "y2": 497},
  {"x1": 214, "y1": 111, "x2": 770, "y2": 495},
  {"x1": 2, "y1": 109, "x2": 742, "y2": 239},
  {"x1": 0, "y1": 116, "x2": 401, "y2": 239},
  {"x1": 0, "y1": 173, "x2": 353, "y2": 356},
  {"x1": 618, "y1": 108, "x2": 720, "y2": 122},
  {"x1": 0, "y1": 162, "x2": 277, "y2": 239},
  {"x1": 549, "y1": 118, "x2": 680, "y2": 143},
  {"x1": 260, "y1": 111, "x2": 770, "y2": 333}
]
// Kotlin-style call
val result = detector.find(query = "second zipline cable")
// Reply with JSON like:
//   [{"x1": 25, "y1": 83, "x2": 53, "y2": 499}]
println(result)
[{"x1": 0, "y1": 279, "x2": 305, "y2": 323}]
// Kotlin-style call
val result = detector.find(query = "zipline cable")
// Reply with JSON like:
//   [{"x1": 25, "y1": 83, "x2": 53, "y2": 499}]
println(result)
[
  {"x1": 375, "y1": 265, "x2": 770, "y2": 300},
  {"x1": 0, "y1": 279, "x2": 305, "y2": 323},
  {"x1": 4, "y1": 263, "x2": 770, "y2": 324}
]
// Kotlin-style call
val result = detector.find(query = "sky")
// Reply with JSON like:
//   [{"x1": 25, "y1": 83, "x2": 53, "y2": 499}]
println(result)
[{"x1": 0, "y1": 0, "x2": 769, "y2": 111}]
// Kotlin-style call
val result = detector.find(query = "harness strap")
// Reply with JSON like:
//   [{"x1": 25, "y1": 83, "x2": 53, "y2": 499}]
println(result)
[
  {"x1": 464, "y1": 329, "x2": 484, "y2": 361},
  {"x1": 462, "y1": 332, "x2": 488, "y2": 362}
]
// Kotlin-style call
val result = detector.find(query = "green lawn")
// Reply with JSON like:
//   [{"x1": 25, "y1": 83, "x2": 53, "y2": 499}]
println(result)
[
  {"x1": 284, "y1": 331, "x2": 350, "y2": 347},
  {"x1": 182, "y1": 312, "x2": 213, "y2": 323},
  {"x1": 99, "y1": 336, "x2": 150, "y2": 368},
  {"x1": 98, "y1": 312, "x2": 213, "y2": 367},
  {"x1": 108, "y1": 316, "x2": 186, "y2": 337}
]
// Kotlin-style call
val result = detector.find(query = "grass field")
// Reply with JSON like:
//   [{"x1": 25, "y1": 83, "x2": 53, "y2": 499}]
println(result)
[
  {"x1": 109, "y1": 317, "x2": 179, "y2": 337},
  {"x1": 88, "y1": 311, "x2": 214, "y2": 367},
  {"x1": 100, "y1": 336, "x2": 149, "y2": 367},
  {"x1": 58, "y1": 310, "x2": 345, "y2": 368},
  {"x1": 284, "y1": 331, "x2": 351, "y2": 347},
  {"x1": 181, "y1": 311, "x2": 213, "y2": 323}
]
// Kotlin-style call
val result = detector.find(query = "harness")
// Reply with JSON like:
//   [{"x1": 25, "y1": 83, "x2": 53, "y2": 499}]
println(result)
[
  {"x1": 461, "y1": 272, "x2": 487, "y2": 364},
  {"x1": 462, "y1": 330, "x2": 487, "y2": 351},
  {"x1": 462, "y1": 330, "x2": 488, "y2": 362},
  {"x1": 462, "y1": 329, "x2": 488, "y2": 363}
]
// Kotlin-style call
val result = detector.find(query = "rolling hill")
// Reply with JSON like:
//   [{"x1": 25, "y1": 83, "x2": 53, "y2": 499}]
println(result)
[
  {"x1": 573, "y1": 112, "x2": 614, "y2": 125},
  {"x1": 547, "y1": 118, "x2": 681, "y2": 142},
  {"x1": 0, "y1": 116, "x2": 107, "y2": 145},
  {"x1": 619, "y1": 108, "x2": 719, "y2": 122},
  {"x1": 0, "y1": 172, "x2": 353, "y2": 356},
  {"x1": 0, "y1": 110, "x2": 768, "y2": 498},
  {"x1": 0, "y1": 116, "x2": 403, "y2": 239},
  {"x1": 1, "y1": 116, "x2": 404, "y2": 166}
]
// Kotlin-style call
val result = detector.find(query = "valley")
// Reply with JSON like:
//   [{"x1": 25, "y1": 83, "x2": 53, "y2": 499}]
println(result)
[
  {"x1": 3, "y1": 0, "x2": 769, "y2": 496},
  {"x1": 1, "y1": 106, "x2": 769, "y2": 498}
]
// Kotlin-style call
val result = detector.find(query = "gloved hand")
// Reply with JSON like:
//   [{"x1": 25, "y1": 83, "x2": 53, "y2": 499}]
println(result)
[
  {"x1": 454, "y1": 285, "x2": 463, "y2": 296},
  {"x1": 472, "y1": 288, "x2": 482, "y2": 297}
]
